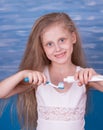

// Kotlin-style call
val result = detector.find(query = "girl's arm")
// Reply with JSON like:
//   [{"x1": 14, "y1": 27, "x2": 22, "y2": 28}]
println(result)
[
  {"x1": 0, "y1": 70, "x2": 47, "y2": 98},
  {"x1": 0, "y1": 71, "x2": 25, "y2": 98},
  {"x1": 88, "y1": 81, "x2": 103, "y2": 92}
]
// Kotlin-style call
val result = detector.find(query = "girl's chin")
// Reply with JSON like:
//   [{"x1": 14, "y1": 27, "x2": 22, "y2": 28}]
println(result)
[{"x1": 54, "y1": 59, "x2": 69, "y2": 64}]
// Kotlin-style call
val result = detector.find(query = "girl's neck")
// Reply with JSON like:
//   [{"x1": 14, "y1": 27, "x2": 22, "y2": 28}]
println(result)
[
  {"x1": 49, "y1": 62, "x2": 76, "y2": 78},
  {"x1": 48, "y1": 63, "x2": 77, "y2": 92}
]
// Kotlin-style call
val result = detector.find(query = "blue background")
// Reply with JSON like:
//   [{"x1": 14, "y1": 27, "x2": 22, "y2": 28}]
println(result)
[{"x1": 0, "y1": 0, "x2": 103, "y2": 130}]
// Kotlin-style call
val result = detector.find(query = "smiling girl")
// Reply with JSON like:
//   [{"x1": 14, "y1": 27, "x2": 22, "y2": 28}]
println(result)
[{"x1": 0, "y1": 12, "x2": 103, "y2": 130}]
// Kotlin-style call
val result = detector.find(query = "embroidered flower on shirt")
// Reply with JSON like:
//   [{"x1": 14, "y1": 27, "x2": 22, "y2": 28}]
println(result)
[{"x1": 38, "y1": 106, "x2": 84, "y2": 121}]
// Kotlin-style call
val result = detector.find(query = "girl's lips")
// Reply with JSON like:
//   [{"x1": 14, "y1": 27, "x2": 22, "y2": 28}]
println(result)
[{"x1": 55, "y1": 52, "x2": 66, "y2": 58}]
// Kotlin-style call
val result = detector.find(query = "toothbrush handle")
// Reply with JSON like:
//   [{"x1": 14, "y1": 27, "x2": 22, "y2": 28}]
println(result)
[
  {"x1": 24, "y1": 77, "x2": 53, "y2": 86},
  {"x1": 64, "y1": 75, "x2": 103, "y2": 83},
  {"x1": 24, "y1": 77, "x2": 29, "y2": 82},
  {"x1": 24, "y1": 77, "x2": 49, "y2": 84}
]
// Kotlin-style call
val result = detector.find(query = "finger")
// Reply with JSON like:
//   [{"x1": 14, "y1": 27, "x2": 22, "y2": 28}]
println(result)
[
  {"x1": 32, "y1": 72, "x2": 39, "y2": 85},
  {"x1": 42, "y1": 74, "x2": 47, "y2": 84},
  {"x1": 36, "y1": 72, "x2": 44, "y2": 85},
  {"x1": 83, "y1": 68, "x2": 95, "y2": 84},
  {"x1": 28, "y1": 73, "x2": 33, "y2": 84},
  {"x1": 75, "y1": 70, "x2": 84, "y2": 86},
  {"x1": 78, "y1": 82, "x2": 82, "y2": 86},
  {"x1": 78, "y1": 69, "x2": 85, "y2": 84},
  {"x1": 74, "y1": 72, "x2": 79, "y2": 81},
  {"x1": 83, "y1": 69, "x2": 90, "y2": 84},
  {"x1": 88, "y1": 68, "x2": 95, "y2": 80}
]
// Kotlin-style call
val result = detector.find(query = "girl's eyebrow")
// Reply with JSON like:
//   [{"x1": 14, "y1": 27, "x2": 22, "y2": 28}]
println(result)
[
  {"x1": 58, "y1": 36, "x2": 67, "y2": 40},
  {"x1": 58, "y1": 36, "x2": 66, "y2": 39},
  {"x1": 43, "y1": 40, "x2": 53, "y2": 44}
]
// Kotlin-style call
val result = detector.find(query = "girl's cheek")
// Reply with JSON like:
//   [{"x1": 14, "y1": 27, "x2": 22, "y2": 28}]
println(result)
[{"x1": 61, "y1": 44, "x2": 72, "y2": 50}]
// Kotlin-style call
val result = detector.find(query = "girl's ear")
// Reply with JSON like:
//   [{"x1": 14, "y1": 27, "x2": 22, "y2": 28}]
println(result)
[{"x1": 71, "y1": 32, "x2": 76, "y2": 44}]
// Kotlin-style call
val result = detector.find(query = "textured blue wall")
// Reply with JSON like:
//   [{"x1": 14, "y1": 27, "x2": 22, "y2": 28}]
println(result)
[{"x1": 0, "y1": 0, "x2": 103, "y2": 130}]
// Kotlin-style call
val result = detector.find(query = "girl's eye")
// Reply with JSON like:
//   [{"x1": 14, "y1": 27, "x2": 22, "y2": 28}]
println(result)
[
  {"x1": 60, "y1": 38, "x2": 65, "y2": 42},
  {"x1": 47, "y1": 42, "x2": 53, "y2": 47}
]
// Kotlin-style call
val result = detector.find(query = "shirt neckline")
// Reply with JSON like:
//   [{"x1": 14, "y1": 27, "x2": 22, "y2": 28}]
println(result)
[{"x1": 45, "y1": 66, "x2": 80, "y2": 94}]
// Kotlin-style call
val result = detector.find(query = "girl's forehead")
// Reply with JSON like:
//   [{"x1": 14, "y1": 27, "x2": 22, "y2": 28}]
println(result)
[
  {"x1": 41, "y1": 24, "x2": 70, "y2": 42},
  {"x1": 40, "y1": 22, "x2": 71, "y2": 42},
  {"x1": 42, "y1": 23, "x2": 68, "y2": 34}
]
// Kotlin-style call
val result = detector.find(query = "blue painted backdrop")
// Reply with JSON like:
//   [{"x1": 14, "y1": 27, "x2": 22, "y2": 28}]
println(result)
[{"x1": 0, "y1": 0, "x2": 103, "y2": 130}]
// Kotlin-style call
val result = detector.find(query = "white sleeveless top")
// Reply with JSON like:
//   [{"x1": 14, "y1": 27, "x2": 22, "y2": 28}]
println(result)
[{"x1": 36, "y1": 66, "x2": 87, "y2": 130}]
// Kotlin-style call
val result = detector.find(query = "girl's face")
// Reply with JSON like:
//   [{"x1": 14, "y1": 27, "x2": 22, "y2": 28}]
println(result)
[{"x1": 42, "y1": 24, "x2": 76, "y2": 65}]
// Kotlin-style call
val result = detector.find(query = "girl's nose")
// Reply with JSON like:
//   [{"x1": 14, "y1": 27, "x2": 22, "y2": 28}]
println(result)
[{"x1": 55, "y1": 43, "x2": 61, "y2": 52}]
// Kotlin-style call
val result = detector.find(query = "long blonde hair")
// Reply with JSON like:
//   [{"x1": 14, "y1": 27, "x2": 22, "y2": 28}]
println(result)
[{"x1": 17, "y1": 12, "x2": 87, "y2": 130}]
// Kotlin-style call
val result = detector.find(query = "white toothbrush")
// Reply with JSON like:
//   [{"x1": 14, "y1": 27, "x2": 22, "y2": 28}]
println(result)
[
  {"x1": 64, "y1": 75, "x2": 103, "y2": 83},
  {"x1": 24, "y1": 77, "x2": 64, "y2": 89},
  {"x1": 46, "y1": 81, "x2": 64, "y2": 89}
]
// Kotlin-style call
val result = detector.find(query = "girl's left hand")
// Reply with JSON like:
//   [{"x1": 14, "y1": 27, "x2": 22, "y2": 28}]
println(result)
[{"x1": 74, "y1": 68, "x2": 97, "y2": 86}]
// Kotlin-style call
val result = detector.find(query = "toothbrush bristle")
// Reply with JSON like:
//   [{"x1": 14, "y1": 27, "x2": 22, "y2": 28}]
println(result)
[{"x1": 58, "y1": 82, "x2": 64, "y2": 89}]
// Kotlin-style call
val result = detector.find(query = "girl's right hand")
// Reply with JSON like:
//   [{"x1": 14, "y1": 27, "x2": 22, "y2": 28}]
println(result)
[
  {"x1": 0, "y1": 70, "x2": 47, "y2": 98},
  {"x1": 22, "y1": 70, "x2": 47, "y2": 86}
]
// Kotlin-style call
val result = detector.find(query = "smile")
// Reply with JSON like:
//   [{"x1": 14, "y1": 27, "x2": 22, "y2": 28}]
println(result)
[{"x1": 55, "y1": 52, "x2": 66, "y2": 58}]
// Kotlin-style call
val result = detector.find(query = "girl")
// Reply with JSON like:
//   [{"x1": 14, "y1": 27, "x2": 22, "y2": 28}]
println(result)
[{"x1": 0, "y1": 12, "x2": 103, "y2": 130}]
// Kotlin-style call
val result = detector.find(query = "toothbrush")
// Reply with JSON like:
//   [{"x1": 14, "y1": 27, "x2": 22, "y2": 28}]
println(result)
[
  {"x1": 64, "y1": 75, "x2": 103, "y2": 83},
  {"x1": 24, "y1": 77, "x2": 64, "y2": 89},
  {"x1": 46, "y1": 81, "x2": 64, "y2": 89}
]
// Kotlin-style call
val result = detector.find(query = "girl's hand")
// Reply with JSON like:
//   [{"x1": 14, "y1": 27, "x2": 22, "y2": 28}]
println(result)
[
  {"x1": 22, "y1": 70, "x2": 47, "y2": 86},
  {"x1": 74, "y1": 68, "x2": 97, "y2": 86},
  {"x1": 0, "y1": 70, "x2": 47, "y2": 98}
]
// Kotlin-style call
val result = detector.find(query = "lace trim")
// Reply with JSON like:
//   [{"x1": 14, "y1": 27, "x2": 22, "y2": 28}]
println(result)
[{"x1": 38, "y1": 106, "x2": 84, "y2": 121}]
